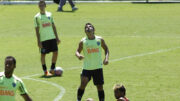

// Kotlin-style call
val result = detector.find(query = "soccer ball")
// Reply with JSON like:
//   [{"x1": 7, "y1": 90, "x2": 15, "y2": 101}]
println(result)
[{"x1": 55, "y1": 67, "x2": 63, "y2": 76}]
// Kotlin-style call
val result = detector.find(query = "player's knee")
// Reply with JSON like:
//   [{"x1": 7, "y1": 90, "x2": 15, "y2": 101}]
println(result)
[
  {"x1": 79, "y1": 84, "x2": 86, "y2": 89},
  {"x1": 96, "y1": 85, "x2": 103, "y2": 90},
  {"x1": 53, "y1": 51, "x2": 58, "y2": 54},
  {"x1": 81, "y1": 81, "x2": 87, "y2": 86},
  {"x1": 80, "y1": 81, "x2": 88, "y2": 88},
  {"x1": 41, "y1": 55, "x2": 46, "y2": 59}
]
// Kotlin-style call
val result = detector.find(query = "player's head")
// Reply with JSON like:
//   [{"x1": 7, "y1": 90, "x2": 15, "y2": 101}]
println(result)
[
  {"x1": 4, "y1": 56, "x2": 16, "y2": 78},
  {"x1": 38, "y1": 0, "x2": 46, "y2": 12},
  {"x1": 86, "y1": 98, "x2": 94, "y2": 101},
  {"x1": 85, "y1": 23, "x2": 95, "y2": 38},
  {"x1": 113, "y1": 84, "x2": 126, "y2": 99}
]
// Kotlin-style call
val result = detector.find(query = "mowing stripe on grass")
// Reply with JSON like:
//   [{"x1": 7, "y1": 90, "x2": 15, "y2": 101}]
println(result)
[{"x1": 22, "y1": 74, "x2": 41, "y2": 78}]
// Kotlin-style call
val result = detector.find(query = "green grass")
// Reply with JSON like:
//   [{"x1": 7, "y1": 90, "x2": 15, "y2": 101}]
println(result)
[{"x1": 0, "y1": 3, "x2": 180, "y2": 101}]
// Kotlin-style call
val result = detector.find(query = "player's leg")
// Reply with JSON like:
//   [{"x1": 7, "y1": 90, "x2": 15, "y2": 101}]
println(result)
[
  {"x1": 92, "y1": 69, "x2": 105, "y2": 101},
  {"x1": 41, "y1": 53, "x2": 47, "y2": 72},
  {"x1": 50, "y1": 51, "x2": 58, "y2": 74},
  {"x1": 57, "y1": 0, "x2": 66, "y2": 11},
  {"x1": 77, "y1": 70, "x2": 90, "y2": 101},
  {"x1": 41, "y1": 40, "x2": 51, "y2": 76},
  {"x1": 41, "y1": 54, "x2": 51, "y2": 76},
  {"x1": 49, "y1": 39, "x2": 58, "y2": 74},
  {"x1": 67, "y1": 0, "x2": 78, "y2": 11},
  {"x1": 96, "y1": 85, "x2": 104, "y2": 101}
]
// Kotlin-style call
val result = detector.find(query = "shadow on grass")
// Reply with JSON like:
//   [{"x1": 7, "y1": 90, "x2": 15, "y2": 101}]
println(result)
[
  {"x1": 56, "y1": 9, "x2": 78, "y2": 13},
  {"x1": 39, "y1": 75, "x2": 63, "y2": 78}
]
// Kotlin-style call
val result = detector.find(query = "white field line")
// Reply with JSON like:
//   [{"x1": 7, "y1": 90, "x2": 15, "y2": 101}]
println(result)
[
  {"x1": 110, "y1": 46, "x2": 180, "y2": 62},
  {"x1": 22, "y1": 77, "x2": 65, "y2": 101},
  {"x1": 105, "y1": 35, "x2": 180, "y2": 39}
]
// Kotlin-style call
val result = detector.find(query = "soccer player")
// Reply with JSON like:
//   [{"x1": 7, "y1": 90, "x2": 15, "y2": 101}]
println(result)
[
  {"x1": 113, "y1": 84, "x2": 129, "y2": 101},
  {"x1": 75, "y1": 23, "x2": 109, "y2": 101},
  {"x1": 34, "y1": 0, "x2": 60, "y2": 76},
  {"x1": 0, "y1": 56, "x2": 32, "y2": 101}
]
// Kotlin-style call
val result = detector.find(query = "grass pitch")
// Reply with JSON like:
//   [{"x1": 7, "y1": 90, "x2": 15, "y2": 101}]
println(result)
[{"x1": 0, "y1": 3, "x2": 180, "y2": 101}]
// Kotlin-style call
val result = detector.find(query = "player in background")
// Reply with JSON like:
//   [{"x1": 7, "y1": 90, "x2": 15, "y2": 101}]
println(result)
[
  {"x1": 113, "y1": 84, "x2": 129, "y2": 101},
  {"x1": 75, "y1": 23, "x2": 109, "y2": 101},
  {"x1": 34, "y1": 0, "x2": 60, "y2": 76},
  {"x1": 56, "y1": 0, "x2": 78, "y2": 12},
  {"x1": 0, "y1": 56, "x2": 32, "y2": 101}
]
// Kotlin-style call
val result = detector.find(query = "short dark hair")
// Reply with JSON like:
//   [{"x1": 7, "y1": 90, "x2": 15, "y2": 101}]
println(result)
[
  {"x1": 5, "y1": 56, "x2": 16, "y2": 65},
  {"x1": 39, "y1": 0, "x2": 46, "y2": 6},
  {"x1": 85, "y1": 23, "x2": 95, "y2": 32},
  {"x1": 113, "y1": 84, "x2": 126, "y2": 95}
]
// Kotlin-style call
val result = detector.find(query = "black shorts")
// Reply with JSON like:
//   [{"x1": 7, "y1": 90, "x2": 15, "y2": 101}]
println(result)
[
  {"x1": 81, "y1": 68, "x2": 104, "y2": 85},
  {"x1": 53, "y1": 0, "x2": 60, "y2": 4},
  {"x1": 41, "y1": 39, "x2": 58, "y2": 54}
]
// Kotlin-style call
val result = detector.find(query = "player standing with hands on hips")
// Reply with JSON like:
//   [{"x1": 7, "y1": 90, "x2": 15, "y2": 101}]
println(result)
[
  {"x1": 75, "y1": 23, "x2": 109, "y2": 101},
  {"x1": 34, "y1": 0, "x2": 60, "y2": 76}
]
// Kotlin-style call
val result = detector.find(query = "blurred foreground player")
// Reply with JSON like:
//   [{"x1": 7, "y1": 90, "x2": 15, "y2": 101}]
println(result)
[
  {"x1": 113, "y1": 84, "x2": 129, "y2": 101},
  {"x1": 0, "y1": 56, "x2": 32, "y2": 101}
]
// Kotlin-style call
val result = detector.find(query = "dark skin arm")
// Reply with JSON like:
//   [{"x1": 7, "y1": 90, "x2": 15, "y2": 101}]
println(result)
[
  {"x1": 52, "y1": 23, "x2": 60, "y2": 44},
  {"x1": 21, "y1": 93, "x2": 32, "y2": 101},
  {"x1": 35, "y1": 27, "x2": 42, "y2": 48},
  {"x1": 75, "y1": 41, "x2": 84, "y2": 60},
  {"x1": 101, "y1": 38, "x2": 109, "y2": 65}
]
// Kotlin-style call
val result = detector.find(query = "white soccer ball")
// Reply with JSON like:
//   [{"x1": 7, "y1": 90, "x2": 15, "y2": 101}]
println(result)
[{"x1": 55, "y1": 67, "x2": 63, "y2": 76}]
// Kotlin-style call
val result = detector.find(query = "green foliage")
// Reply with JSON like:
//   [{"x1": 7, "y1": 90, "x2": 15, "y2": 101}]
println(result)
[{"x1": 0, "y1": 3, "x2": 180, "y2": 101}]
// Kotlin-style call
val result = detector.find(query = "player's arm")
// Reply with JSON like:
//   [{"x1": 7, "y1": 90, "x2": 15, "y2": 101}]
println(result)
[
  {"x1": 18, "y1": 80, "x2": 32, "y2": 101},
  {"x1": 34, "y1": 17, "x2": 42, "y2": 48},
  {"x1": 52, "y1": 23, "x2": 60, "y2": 44},
  {"x1": 75, "y1": 41, "x2": 84, "y2": 60},
  {"x1": 21, "y1": 94, "x2": 32, "y2": 101},
  {"x1": 35, "y1": 27, "x2": 42, "y2": 48},
  {"x1": 101, "y1": 38, "x2": 109, "y2": 65},
  {"x1": 51, "y1": 15, "x2": 60, "y2": 45}
]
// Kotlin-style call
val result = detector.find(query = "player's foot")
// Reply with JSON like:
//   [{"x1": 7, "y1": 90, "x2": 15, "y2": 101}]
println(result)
[
  {"x1": 44, "y1": 71, "x2": 52, "y2": 77},
  {"x1": 57, "y1": 7, "x2": 63, "y2": 12},
  {"x1": 49, "y1": 69, "x2": 55, "y2": 75},
  {"x1": 72, "y1": 7, "x2": 78, "y2": 11}
]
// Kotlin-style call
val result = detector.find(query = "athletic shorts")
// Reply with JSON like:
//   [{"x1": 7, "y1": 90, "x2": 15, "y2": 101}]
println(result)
[
  {"x1": 81, "y1": 68, "x2": 104, "y2": 85},
  {"x1": 41, "y1": 39, "x2": 58, "y2": 54}
]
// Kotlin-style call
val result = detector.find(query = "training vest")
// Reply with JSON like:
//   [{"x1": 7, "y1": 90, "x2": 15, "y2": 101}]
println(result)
[{"x1": 82, "y1": 36, "x2": 102, "y2": 70}]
